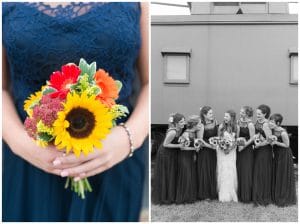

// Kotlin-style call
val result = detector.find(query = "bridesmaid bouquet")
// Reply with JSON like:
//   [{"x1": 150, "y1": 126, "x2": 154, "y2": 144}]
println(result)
[
  {"x1": 23, "y1": 58, "x2": 128, "y2": 199},
  {"x1": 178, "y1": 135, "x2": 191, "y2": 147},
  {"x1": 267, "y1": 135, "x2": 278, "y2": 144},
  {"x1": 209, "y1": 136, "x2": 221, "y2": 146},
  {"x1": 193, "y1": 138, "x2": 202, "y2": 149},
  {"x1": 236, "y1": 137, "x2": 246, "y2": 146},
  {"x1": 254, "y1": 134, "x2": 264, "y2": 146}
]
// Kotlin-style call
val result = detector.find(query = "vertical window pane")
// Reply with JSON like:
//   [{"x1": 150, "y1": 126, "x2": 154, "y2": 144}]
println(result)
[
  {"x1": 166, "y1": 55, "x2": 187, "y2": 80},
  {"x1": 290, "y1": 55, "x2": 298, "y2": 84}
]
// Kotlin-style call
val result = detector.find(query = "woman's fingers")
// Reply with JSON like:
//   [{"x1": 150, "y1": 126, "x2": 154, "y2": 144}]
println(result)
[
  {"x1": 60, "y1": 154, "x2": 110, "y2": 177},
  {"x1": 52, "y1": 162, "x2": 84, "y2": 170},
  {"x1": 82, "y1": 165, "x2": 109, "y2": 178},
  {"x1": 53, "y1": 149, "x2": 103, "y2": 166}
]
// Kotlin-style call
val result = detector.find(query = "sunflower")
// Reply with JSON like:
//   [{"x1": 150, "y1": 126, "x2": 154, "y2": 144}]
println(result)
[
  {"x1": 24, "y1": 89, "x2": 43, "y2": 117},
  {"x1": 53, "y1": 91, "x2": 114, "y2": 157}
]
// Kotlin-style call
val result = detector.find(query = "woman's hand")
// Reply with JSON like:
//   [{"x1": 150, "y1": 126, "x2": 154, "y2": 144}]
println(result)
[
  {"x1": 10, "y1": 131, "x2": 66, "y2": 176},
  {"x1": 52, "y1": 126, "x2": 132, "y2": 180},
  {"x1": 209, "y1": 144, "x2": 217, "y2": 150},
  {"x1": 238, "y1": 146, "x2": 244, "y2": 152}
]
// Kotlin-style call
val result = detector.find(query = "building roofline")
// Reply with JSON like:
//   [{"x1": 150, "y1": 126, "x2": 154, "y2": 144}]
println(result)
[{"x1": 151, "y1": 14, "x2": 298, "y2": 25}]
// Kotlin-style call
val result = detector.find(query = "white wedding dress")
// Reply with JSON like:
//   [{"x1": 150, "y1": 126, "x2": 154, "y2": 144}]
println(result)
[{"x1": 216, "y1": 146, "x2": 238, "y2": 202}]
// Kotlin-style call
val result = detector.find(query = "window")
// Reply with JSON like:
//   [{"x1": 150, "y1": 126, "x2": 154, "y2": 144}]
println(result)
[
  {"x1": 289, "y1": 50, "x2": 298, "y2": 85},
  {"x1": 161, "y1": 48, "x2": 191, "y2": 84}
]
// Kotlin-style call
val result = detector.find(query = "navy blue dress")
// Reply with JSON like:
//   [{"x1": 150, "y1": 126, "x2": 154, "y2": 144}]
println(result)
[
  {"x1": 272, "y1": 129, "x2": 296, "y2": 207},
  {"x1": 176, "y1": 130, "x2": 197, "y2": 204},
  {"x1": 152, "y1": 128, "x2": 181, "y2": 204},
  {"x1": 2, "y1": 2, "x2": 145, "y2": 221},
  {"x1": 252, "y1": 121, "x2": 273, "y2": 206},
  {"x1": 197, "y1": 121, "x2": 218, "y2": 200},
  {"x1": 236, "y1": 120, "x2": 254, "y2": 203}
]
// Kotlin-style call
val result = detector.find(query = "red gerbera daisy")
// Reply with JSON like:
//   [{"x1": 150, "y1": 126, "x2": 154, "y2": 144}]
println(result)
[{"x1": 49, "y1": 64, "x2": 81, "y2": 99}]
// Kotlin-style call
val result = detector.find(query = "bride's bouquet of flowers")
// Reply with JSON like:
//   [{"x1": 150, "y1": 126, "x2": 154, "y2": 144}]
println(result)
[
  {"x1": 23, "y1": 58, "x2": 128, "y2": 199},
  {"x1": 209, "y1": 131, "x2": 236, "y2": 154}
]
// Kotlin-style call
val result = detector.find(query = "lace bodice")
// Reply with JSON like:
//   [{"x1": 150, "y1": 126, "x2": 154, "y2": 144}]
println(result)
[
  {"x1": 2, "y1": 2, "x2": 141, "y2": 121},
  {"x1": 203, "y1": 121, "x2": 218, "y2": 142},
  {"x1": 255, "y1": 120, "x2": 267, "y2": 138},
  {"x1": 238, "y1": 120, "x2": 252, "y2": 140}
]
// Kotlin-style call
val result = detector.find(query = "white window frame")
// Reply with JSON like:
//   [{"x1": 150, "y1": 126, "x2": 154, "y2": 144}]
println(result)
[
  {"x1": 289, "y1": 48, "x2": 298, "y2": 85},
  {"x1": 161, "y1": 48, "x2": 191, "y2": 84}
]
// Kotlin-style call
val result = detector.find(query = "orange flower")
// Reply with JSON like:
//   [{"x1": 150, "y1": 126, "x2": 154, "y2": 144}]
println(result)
[{"x1": 94, "y1": 69, "x2": 119, "y2": 107}]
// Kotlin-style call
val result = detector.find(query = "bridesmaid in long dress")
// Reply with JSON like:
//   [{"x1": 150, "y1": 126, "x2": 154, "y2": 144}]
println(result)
[
  {"x1": 176, "y1": 115, "x2": 199, "y2": 204},
  {"x1": 269, "y1": 113, "x2": 296, "y2": 207},
  {"x1": 252, "y1": 104, "x2": 273, "y2": 206},
  {"x1": 152, "y1": 113, "x2": 185, "y2": 204},
  {"x1": 236, "y1": 106, "x2": 255, "y2": 203},
  {"x1": 197, "y1": 106, "x2": 218, "y2": 200}
]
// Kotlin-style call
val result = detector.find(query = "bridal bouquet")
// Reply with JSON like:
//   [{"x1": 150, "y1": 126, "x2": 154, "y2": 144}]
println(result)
[
  {"x1": 24, "y1": 58, "x2": 128, "y2": 199},
  {"x1": 218, "y1": 132, "x2": 236, "y2": 154},
  {"x1": 209, "y1": 132, "x2": 236, "y2": 154}
]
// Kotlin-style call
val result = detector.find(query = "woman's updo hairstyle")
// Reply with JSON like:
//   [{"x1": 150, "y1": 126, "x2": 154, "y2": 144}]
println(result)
[
  {"x1": 200, "y1": 106, "x2": 212, "y2": 125},
  {"x1": 257, "y1": 104, "x2": 271, "y2": 119}
]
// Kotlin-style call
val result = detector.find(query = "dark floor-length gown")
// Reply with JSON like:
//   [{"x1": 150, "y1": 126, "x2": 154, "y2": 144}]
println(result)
[
  {"x1": 272, "y1": 129, "x2": 296, "y2": 207},
  {"x1": 176, "y1": 130, "x2": 197, "y2": 204},
  {"x1": 197, "y1": 121, "x2": 218, "y2": 200},
  {"x1": 236, "y1": 120, "x2": 254, "y2": 203},
  {"x1": 252, "y1": 121, "x2": 273, "y2": 206},
  {"x1": 3, "y1": 2, "x2": 145, "y2": 221},
  {"x1": 152, "y1": 128, "x2": 181, "y2": 204}
]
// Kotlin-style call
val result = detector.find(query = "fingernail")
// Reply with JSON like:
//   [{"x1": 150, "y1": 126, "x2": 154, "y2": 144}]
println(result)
[
  {"x1": 53, "y1": 159, "x2": 61, "y2": 166},
  {"x1": 61, "y1": 171, "x2": 69, "y2": 177},
  {"x1": 74, "y1": 177, "x2": 81, "y2": 182}
]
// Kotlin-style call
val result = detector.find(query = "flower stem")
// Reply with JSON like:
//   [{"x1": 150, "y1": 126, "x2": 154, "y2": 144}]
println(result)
[{"x1": 64, "y1": 177, "x2": 93, "y2": 199}]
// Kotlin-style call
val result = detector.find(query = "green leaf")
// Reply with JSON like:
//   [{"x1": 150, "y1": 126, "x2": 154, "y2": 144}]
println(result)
[
  {"x1": 118, "y1": 105, "x2": 129, "y2": 114},
  {"x1": 115, "y1": 80, "x2": 123, "y2": 93},
  {"x1": 79, "y1": 58, "x2": 88, "y2": 72},
  {"x1": 37, "y1": 132, "x2": 54, "y2": 142},
  {"x1": 89, "y1": 62, "x2": 96, "y2": 78},
  {"x1": 79, "y1": 58, "x2": 97, "y2": 82},
  {"x1": 42, "y1": 87, "x2": 56, "y2": 95}
]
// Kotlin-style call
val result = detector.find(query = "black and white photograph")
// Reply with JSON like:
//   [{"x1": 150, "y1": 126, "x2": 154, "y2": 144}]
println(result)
[{"x1": 151, "y1": 1, "x2": 298, "y2": 222}]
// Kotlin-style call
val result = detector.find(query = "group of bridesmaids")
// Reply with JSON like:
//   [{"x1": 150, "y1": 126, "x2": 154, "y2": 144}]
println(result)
[{"x1": 152, "y1": 104, "x2": 297, "y2": 207}]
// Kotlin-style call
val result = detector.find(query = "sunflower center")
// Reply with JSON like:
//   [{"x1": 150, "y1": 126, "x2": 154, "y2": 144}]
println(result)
[{"x1": 66, "y1": 107, "x2": 95, "y2": 138}]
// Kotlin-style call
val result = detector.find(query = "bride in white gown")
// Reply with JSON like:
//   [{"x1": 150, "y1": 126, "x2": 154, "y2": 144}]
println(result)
[{"x1": 216, "y1": 110, "x2": 238, "y2": 202}]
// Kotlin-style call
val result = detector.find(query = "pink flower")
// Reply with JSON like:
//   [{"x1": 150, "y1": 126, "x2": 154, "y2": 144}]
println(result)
[
  {"x1": 33, "y1": 95, "x2": 64, "y2": 126},
  {"x1": 24, "y1": 117, "x2": 38, "y2": 139}
]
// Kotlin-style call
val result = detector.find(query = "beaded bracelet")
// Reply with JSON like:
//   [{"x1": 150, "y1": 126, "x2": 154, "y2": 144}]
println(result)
[{"x1": 119, "y1": 123, "x2": 135, "y2": 158}]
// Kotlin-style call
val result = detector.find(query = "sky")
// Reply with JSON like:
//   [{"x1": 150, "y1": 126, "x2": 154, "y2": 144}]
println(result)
[{"x1": 151, "y1": 1, "x2": 298, "y2": 15}]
